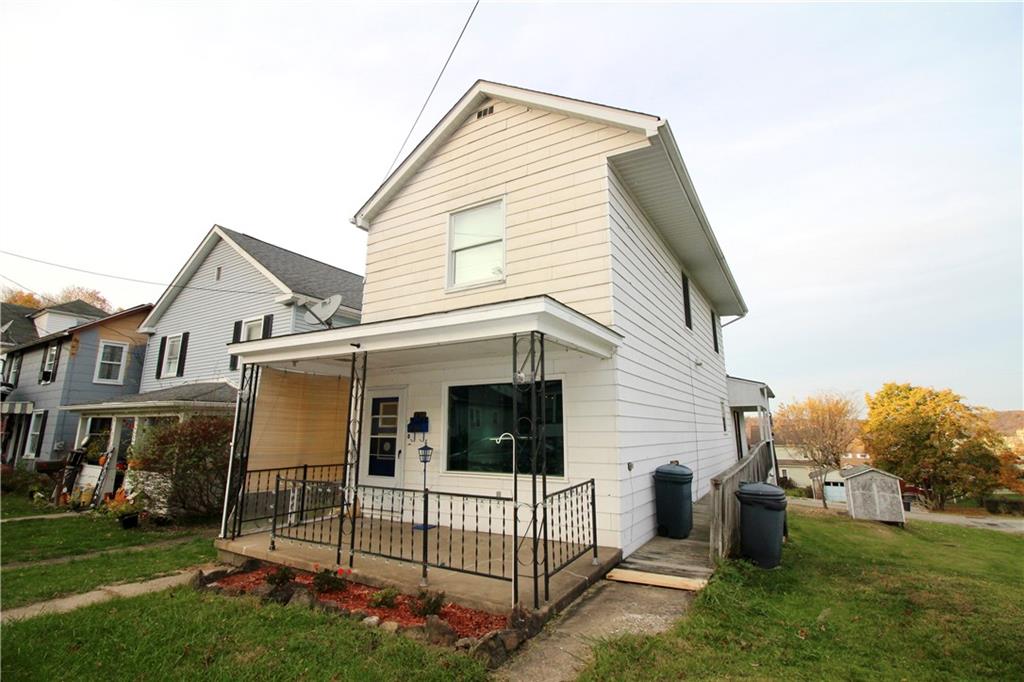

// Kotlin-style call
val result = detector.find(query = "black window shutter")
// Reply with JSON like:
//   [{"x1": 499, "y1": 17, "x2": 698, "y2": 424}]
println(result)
[
  {"x1": 711, "y1": 312, "x2": 719, "y2": 353},
  {"x1": 50, "y1": 341, "x2": 62, "y2": 382},
  {"x1": 682, "y1": 274, "x2": 692, "y2": 329},
  {"x1": 261, "y1": 314, "x2": 274, "y2": 339},
  {"x1": 38, "y1": 346, "x2": 48, "y2": 383},
  {"x1": 176, "y1": 332, "x2": 189, "y2": 377},
  {"x1": 229, "y1": 321, "x2": 242, "y2": 371},
  {"x1": 155, "y1": 337, "x2": 167, "y2": 379},
  {"x1": 35, "y1": 411, "x2": 48, "y2": 457}
]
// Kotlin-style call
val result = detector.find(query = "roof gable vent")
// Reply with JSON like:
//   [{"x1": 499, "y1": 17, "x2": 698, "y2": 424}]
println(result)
[{"x1": 475, "y1": 105, "x2": 494, "y2": 120}]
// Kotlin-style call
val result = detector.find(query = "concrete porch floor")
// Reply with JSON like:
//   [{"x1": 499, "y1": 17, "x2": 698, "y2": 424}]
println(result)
[{"x1": 215, "y1": 526, "x2": 620, "y2": 615}]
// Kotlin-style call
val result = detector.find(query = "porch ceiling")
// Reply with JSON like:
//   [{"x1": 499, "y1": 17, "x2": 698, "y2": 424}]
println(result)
[{"x1": 231, "y1": 296, "x2": 622, "y2": 368}]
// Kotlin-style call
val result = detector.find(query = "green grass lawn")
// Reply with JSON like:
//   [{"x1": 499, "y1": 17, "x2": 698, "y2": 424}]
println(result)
[
  {"x1": 0, "y1": 493, "x2": 64, "y2": 519},
  {"x1": 582, "y1": 509, "x2": 1024, "y2": 681},
  {"x1": 0, "y1": 537, "x2": 217, "y2": 609},
  {"x1": 1, "y1": 514, "x2": 197, "y2": 564},
  {"x1": 1, "y1": 588, "x2": 487, "y2": 681}
]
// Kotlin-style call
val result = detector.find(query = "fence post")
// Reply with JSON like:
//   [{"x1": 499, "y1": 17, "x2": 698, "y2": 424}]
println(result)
[
  {"x1": 269, "y1": 475, "x2": 280, "y2": 551},
  {"x1": 421, "y1": 488, "x2": 430, "y2": 587},
  {"x1": 299, "y1": 463, "x2": 308, "y2": 522},
  {"x1": 590, "y1": 480, "x2": 599, "y2": 565}
]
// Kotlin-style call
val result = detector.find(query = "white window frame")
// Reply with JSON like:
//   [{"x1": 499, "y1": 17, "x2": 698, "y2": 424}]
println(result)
[
  {"x1": 241, "y1": 317, "x2": 263, "y2": 342},
  {"x1": 446, "y1": 197, "x2": 507, "y2": 291},
  {"x1": 7, "y1": 353, "x2": 21, "y2": 387},
  {"x1": 162, "y1": 334, "x2": 182, "y2": 377},
  {"x1": 40, "y1": 345, "x2": 58, "y2": 384},
  {"x1": 93, "y1": 340, "x2": 129, "y2": 385},
  {"x1": 24, "y1": 410, "x2": 45, "y2": 459}
]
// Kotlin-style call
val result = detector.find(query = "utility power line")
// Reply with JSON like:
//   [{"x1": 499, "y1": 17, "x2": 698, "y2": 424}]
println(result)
[{"x1": 383, "y1": 0, "x2": 480, "y2": 180}]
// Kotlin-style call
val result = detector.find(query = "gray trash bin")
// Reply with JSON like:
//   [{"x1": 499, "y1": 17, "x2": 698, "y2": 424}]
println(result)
[
  {"x1": 735, "y1": 482, "x2": 787, "y2": 568},
  {"x1": 653, "y1": 462, "x2": 693, "y2": 539}
]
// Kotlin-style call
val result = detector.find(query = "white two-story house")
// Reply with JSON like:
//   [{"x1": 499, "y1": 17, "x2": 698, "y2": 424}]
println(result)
[{"x1": 217, "y1": 81, "x2": 774, "y2": 608}]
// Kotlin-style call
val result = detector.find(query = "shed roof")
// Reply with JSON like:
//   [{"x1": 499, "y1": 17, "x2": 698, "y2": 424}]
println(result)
[{"x1": 840, "y1": 465, "x2": 901, "y2": 481}]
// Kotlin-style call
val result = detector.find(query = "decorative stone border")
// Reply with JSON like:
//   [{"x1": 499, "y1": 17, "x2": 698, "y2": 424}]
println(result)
[{"x1": 191, "y1": 562, "x2": 555, "y2": 669}]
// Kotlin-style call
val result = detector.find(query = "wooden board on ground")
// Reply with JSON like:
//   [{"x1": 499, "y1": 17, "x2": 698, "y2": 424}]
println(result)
[{"x1": 605, "y1": 568, "x2": 708, "y2": 591}]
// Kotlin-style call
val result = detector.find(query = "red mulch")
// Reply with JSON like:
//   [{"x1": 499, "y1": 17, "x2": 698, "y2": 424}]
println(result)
[{"x1": 212, "y1": 566, "x2": 507, "y2": 639}]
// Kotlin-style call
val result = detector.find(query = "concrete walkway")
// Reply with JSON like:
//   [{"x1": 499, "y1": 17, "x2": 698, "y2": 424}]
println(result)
[
  {"x1": 787, "y1": 497, "x2": 1024, "y2": 534},
  {"x1": 496, "y1": 580, "x2": 693, "y2": 681},
  {"x1": 0, "y1": 565, "x2": 216, "y2": 623},
  {"x1": 0, "y1": 512, "x2": 79, "y2": 523}
]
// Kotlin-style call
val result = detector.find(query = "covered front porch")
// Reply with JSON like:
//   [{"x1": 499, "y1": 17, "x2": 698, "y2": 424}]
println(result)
[{"x1": 217, "y1": 297, "x2": 623, "y2": 610}]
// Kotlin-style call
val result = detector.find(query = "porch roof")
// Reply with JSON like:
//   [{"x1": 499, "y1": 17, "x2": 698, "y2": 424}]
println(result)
[
  {"x1": 228, "y1": 296, "x2": 622, "y2": 366},
  {"x1": 62, "y1": 382, "x2": 237, "y2": 416}
]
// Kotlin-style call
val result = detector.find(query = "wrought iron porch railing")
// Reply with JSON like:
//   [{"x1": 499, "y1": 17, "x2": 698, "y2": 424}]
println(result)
[
  {"x1": 233, "y1": 463, "x2": 345, "y2": 538},
  {"x1": 543, "y1": 479, "x2": 598, "y2": 578},
  {"x1": 263, "y1": 475, "x2": 599, "y2": 598}
]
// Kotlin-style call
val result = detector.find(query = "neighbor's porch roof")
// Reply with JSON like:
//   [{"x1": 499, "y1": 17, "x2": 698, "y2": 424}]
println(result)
[
  {"x1": 229, "y1": 296, "x2": 622, "y2": 370},
  {"x1": 727, "y1": 375, "x2": 775, "y2": 411}
]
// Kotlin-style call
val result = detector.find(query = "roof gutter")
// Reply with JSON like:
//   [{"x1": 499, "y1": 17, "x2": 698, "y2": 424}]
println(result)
[
  {"x1": 655, "y1": 120, "x2": 748, "y2": 316},
  {"x1": 721, "y1": 313, "x2": 747, "y2": 328}
]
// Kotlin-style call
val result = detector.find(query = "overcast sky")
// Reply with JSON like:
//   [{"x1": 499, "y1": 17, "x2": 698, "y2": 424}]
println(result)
[{"x1": 1, "y1": 1, "x2": 1020, "y2": 410}]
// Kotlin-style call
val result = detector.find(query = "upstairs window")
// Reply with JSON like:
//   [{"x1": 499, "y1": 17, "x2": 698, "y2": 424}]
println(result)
[
  {"x1": 681, "y1": 274, "x2": 692, "y2": 329},
  {"x1": 94, "y1": 341, "x2": 128, "y2": 384},
  {"x1": 6, "y1": 353, "x2": 22, "y2": 387},
  {"x1": 242, "y1": 318, "x2": 263, "y2": 341},
  {"x1": 162, "y1": 334, "x2": 182, "y2": 376},
  {"x1": 449, "y1": 199, "x2": 504, "y2": 288},
  {"x1": 39, "y1": 344, "x2": 60, "y2": 384}
]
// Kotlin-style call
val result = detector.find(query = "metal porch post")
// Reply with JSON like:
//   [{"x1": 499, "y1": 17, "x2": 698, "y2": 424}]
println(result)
[
  {"x1": 221, "y1": 363, "x2": 260, "y2": 539},
  {"x1": 344, "y1": 351, "x2": 367, "y2": 568},
  {"x1": 511, "y1": 334, "x2": 520, "y2": 606}
]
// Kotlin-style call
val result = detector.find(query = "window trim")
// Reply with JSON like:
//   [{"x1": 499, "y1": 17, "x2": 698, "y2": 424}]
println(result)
[
  {"x1": 681, "y1": 272, "x2": 692, "y2": 330},
  {"x1": 161, "y1": 334, "x2": 183, "y2": 377},
  {"x1": 93, "y1": 340, "x2": 129, "y2": 385},
  {"x1": 23, "y1": 410, "x2": 45, "y2": 459},
  {"x1": 241, "y1": 317, "x2": 263, "y2": 342},
  {"x1": 39, "y1": 344, "x2": 58, "y2": 384},
  {"x1": 445, "y1": 197, "x2": 507, "y2": 292},
  {"x1": 439, "y1": 373, "x2": 569, "y2": 482}
]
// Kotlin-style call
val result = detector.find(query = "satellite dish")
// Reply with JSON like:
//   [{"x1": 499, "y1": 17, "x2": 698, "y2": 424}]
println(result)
[{"x1": 303, "y1": 294, "x2": 343, "y2": 328}]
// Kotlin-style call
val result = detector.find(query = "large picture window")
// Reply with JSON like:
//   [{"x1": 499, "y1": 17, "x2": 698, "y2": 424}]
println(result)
[
  {"x1": 447, "y1": 380, "x2": 564, "y2": 476},
  {"x1": 449, "y1": 199, "x2": 504, "y2": 288}
]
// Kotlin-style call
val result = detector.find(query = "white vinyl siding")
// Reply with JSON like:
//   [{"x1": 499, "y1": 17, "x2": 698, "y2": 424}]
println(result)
[
  {"x1": 94, "y1": 340, "x2": 128, "y2": 384},
  {"x1": 360, "y1": 98, "x2": 650, "y2": 325},
  {"x1": 607, "y1": 167, "x2": 735, "y2": 556}
]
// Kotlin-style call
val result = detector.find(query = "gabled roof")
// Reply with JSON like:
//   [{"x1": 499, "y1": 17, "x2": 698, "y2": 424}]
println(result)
[
  {"x1": 353, "y1": 80, "x2": 747, "y2": 316},
  {"x1": 6, "y1": 304, "x2": 153, "y2": 354},
  {"x1": 139, "y1": 225, "x2": 364, "y2": 332},
  {"x1": 1, "y1": 302, "x2": 40, "y2": 348},
  {"x1": 840, "y1": 465, "x2": 901, "y2": 481},
  {"x1": 31, "y1": 300, "x2": 108, "y2": 319}
]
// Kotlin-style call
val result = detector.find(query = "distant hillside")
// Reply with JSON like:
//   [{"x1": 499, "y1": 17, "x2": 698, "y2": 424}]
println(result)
[{"x1": 989, "y1": 410, "x2": 1024, "y2": 436}]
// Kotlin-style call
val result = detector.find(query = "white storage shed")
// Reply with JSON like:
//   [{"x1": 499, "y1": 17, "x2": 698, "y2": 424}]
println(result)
[{"x1": 840, "y1": 466, "x2": 905, "y2": 525}]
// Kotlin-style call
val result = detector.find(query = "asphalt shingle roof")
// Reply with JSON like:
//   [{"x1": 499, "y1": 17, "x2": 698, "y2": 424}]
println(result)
[
  {"x1": 44, "y1": 300, "x2": 108, "y2": 318},
  {"x1": 70, "y1": 382, "x2": 237, "y2": 407},
  {"x1": 0, "y1": 303, "x2": 39, "y2": 348},
  {"x1": 219, "y1": 226, "x2": 364, "y2": 309}
]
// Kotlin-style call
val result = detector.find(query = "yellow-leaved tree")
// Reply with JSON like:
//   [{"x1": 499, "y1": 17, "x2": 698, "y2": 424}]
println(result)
[
  {"x1": 861, "y1": 383, "x2": 1007, "y2": 510},
  {"x1": 773, "y1": 393, "x2": 860, "y2": 508}
]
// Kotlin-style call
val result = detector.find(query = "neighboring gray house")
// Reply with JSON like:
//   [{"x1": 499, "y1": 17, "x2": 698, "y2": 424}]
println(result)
[
  {"x1": 65, "y1": 225, "x2": 364, "y2": 440},
  {"x1": 1, "y1": 303, "x2": 152, "y2": 466}
]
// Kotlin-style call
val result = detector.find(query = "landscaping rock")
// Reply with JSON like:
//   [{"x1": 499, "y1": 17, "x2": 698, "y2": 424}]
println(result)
[
  {"x1": 188, "y1": 569, "x2": 205, "y2": 590},
  {"x1": 424, "y1": 615, "x2": 458, "y2": 646},
  {"x1": 380, "y1": 620, "x2": 400, "y2": 634},
  {"x1": 288, "y1": 586, "x2": 316, "y2": 609},
  {"x1": 469, "y1": 631, "x2": 508, "y2": 669},
  {"x1": 362, "y1": 616, "x2": 381, "y2": 627},
  {"x1": 497, "y1": 628, "x2": 523, "y2": 652},
  {"x1": 251, "y1": 583, "x2": 275, "y2": 599},
  {"x1": 402, "y1": 625, "x2": 427, "y2": 642},
  {"x1": 508, "y1": 603, "x2": 549, "y2": 638},
  {"x1": 266, "y1": 583, "x2": 295, "y2": 605},
  {"x1": 454, "y1": 637, "x2": 477, "y2": 650},
  {"x1": 316, "y1": 601, "x2": 348, "y2": 616},
  {"x1": 350, "y1": 609, "x2": 368, "y2": 621},
  {"x1": 199, "y1": 568, "x2": 231, "y2": 586}
]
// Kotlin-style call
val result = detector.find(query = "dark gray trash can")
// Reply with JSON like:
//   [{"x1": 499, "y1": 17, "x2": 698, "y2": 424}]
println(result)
[
  {"x1": 653, "y1": 462, "x2": 693, "y2": 539},
  {"x1": 735, "y1": 482, "x2": 787, "y2": 568}
]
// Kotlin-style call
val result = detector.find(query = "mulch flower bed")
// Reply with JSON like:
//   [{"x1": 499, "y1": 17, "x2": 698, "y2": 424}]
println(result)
[{"x1": 213, "y1": 566, "x2": 507, "y2": 639}]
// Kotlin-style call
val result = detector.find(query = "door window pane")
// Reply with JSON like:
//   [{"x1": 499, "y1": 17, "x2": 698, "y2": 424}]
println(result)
[{"x1": 368, "y1": 397, "x2": 399, "y2": 477}]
